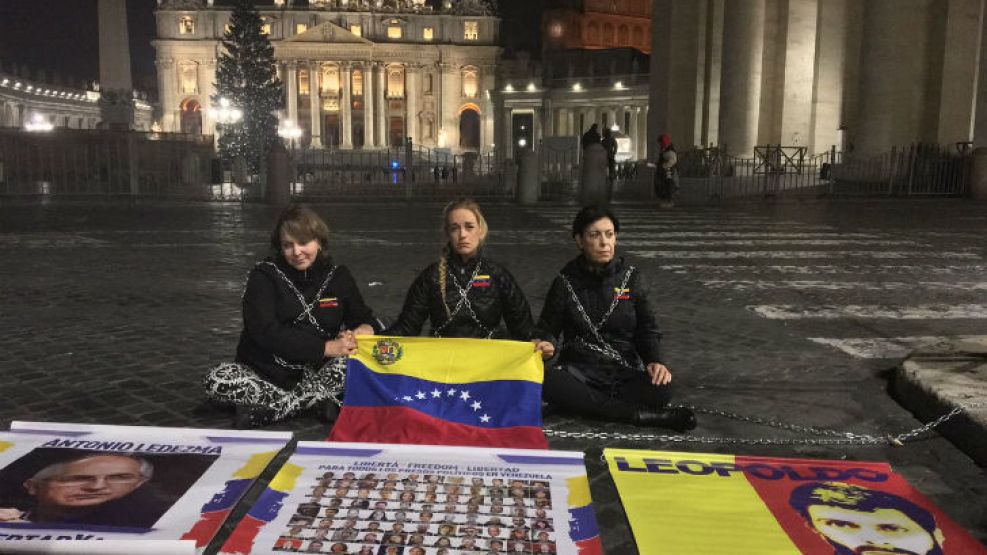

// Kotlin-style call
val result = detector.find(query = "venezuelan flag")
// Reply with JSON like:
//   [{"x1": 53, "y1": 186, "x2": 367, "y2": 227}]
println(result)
[
  {"x1": 471, "y1": 274, "x2": 492, "y2": 288},
  {"x1": 328, "y1": 336, "x2": 547, "y2": 449},
  {"x1": 220, "y1": 462, "x2": 305, "y2": 555},
  {"x1": 613, "y1": 287, "x2": 631, "y2": 300}
]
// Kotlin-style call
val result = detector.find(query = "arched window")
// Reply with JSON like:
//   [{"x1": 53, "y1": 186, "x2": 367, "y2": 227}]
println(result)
[
  {"x1": 178, "y1": 16, "x2": 195, "y2": 35},
  {"x1": 587, "y1": 22, "x2": 599, "y2": 45},
  {"x1": 178, "y1": 61, "x2": 198, "y2": 95},
  {"x1": 602, "y1": 23, "x2": 614, "y2": 46},
  {"x1": 617, "y1": 24, "x2": 629, "y2": 45},
  {"x1": 387, "y1": 65, "x2": 405, "y2": 99},
  {"x1": 352, "y1": 69, "x2": 364, "y2": 97},
  {"x1": 461, "y1": 67, "x2": 479, "y2": 99},
  {"x1": 322, "y1": 65, "x2": 339, "y2": 95}
]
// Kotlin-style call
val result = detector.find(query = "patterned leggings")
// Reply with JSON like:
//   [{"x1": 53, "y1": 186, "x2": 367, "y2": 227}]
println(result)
[{"x1": 203, "y1": 357, "x2": 347, "y2": 422}]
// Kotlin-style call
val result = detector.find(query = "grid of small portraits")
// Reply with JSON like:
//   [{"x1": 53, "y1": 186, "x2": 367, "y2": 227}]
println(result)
[{"x1": 272, "y1": 470, "x2": 558, "y2": 554}]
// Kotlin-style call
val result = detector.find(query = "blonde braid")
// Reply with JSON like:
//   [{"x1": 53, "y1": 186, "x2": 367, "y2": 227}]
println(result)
[{"x1": 438, "y1": 246, "x2": 451, "y2": 319}]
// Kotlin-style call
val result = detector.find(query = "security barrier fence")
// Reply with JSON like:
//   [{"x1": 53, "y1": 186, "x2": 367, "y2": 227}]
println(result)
[
  {"x1": 0, "y1": 128, "x2": 971, "y2": 203},
  {"x1": 0, "y1": 128, "x2": 213, "y2": 200}
]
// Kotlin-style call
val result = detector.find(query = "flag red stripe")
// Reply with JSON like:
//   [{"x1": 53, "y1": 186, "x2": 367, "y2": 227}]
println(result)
[{"x1": 327, "y1": 406, "x2": 547, "y2": 449}]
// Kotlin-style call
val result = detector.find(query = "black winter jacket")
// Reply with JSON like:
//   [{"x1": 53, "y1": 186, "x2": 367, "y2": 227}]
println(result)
[
  {"x1": 537, "y1": 256, "x2": 663, "y2": 388},
  {"x1": 383, "y1": 253, "x2": 537, "y2": 340},
  {"x1": 235, "y1": 255, "x2": 380, "y2": 389}
]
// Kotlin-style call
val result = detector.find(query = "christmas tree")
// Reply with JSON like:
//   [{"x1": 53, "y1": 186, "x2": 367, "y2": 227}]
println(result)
[{"x1": 214, "y1": 0, "x2": 283, "y2": 172}]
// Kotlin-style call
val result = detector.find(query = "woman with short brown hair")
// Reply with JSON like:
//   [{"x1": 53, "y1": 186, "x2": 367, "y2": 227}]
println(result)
[{"x1": 204, "y1": 204, "x2": 382, "y2": 427}]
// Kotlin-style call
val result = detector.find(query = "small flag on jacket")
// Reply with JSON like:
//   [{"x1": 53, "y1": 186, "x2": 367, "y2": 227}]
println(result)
[{"x1": 328, "y1": 336, "x2": 547, "y2": 449}]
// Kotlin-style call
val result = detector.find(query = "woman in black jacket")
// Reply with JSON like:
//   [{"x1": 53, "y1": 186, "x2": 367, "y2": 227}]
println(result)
[
  {"x1": 204, "y1": 205, "x2": 382, "y2": 427},
  {"x1": 384, "y1": 199, "x2": 552, "y2": 357},
  {"x1": 536, "y1": 205, "x2": 695, "y2": 431}
]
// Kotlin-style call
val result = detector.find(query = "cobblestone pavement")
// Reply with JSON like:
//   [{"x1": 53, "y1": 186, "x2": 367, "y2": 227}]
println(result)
[{"x1": 1, "y1": 199, "x2": 986, "y2": 552}]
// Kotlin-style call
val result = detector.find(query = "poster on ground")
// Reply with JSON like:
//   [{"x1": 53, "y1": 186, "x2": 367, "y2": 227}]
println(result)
[
  {"x1": 221, "y1": 442, "x2": 601, "y2": 555},
  {"x1": 0, "y1": 421, "x2": 291, "y2": 553},
  {"x1": 605, "y1": 448, "x2": 987, "y2": 555}
]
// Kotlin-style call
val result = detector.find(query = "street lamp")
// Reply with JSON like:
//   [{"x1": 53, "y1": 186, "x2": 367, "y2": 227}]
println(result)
[
  {"x1": 278, "y1": 119, "x2": 303, "y2": 151},
  {"x1": 208, "y1": 97, "x2": 243, "y2": 153},
  {"x1": 24, "y1": 113, "x2": 54, "y2": 132}
]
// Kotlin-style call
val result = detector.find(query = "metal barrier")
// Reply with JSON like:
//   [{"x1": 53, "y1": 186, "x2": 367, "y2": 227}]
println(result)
[
  {"x1": 290, "y1": 144, "x2": 514, "y2": 200},
  {"x1": 0, "y1": 128, "x2": 214, "y2": 200},
  {"x1": 676, "y1": 143, "x2": 969, "y2": 201},
  {"x1": 538, "y1": 142, "x2": 580, "y2": 201}
]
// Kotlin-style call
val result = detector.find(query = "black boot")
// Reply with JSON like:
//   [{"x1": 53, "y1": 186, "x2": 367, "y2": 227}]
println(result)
[
  {"x1": 318, "y1": 400, "x2": 341, "y2": 423},
  {"x1": 634, "y1": 407, "x2": 697, "y2": 433},
  {"x1": 234, "y1": 404, "x2": 277, "y2": 429}
]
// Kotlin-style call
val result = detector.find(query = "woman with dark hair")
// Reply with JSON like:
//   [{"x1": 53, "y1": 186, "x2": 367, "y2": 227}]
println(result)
[
  {"x1": 384, "y1": 199, "x2": 552, "y2": 357},
  {"x1": 204, "y1": 204, "x2": 383, "y2": 427},
  {"x1": 536, "y1": 205, "x2": 695, "y2": 431}
]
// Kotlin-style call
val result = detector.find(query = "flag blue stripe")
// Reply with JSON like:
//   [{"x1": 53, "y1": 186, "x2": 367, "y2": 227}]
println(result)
[{"x1": 344, "y1": 359, "x2": 543, "y2": 429}]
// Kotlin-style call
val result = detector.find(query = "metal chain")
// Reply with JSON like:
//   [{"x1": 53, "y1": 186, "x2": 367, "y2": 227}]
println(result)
[
  {"x1": 543, "y1": 401, "x2": 987, "y2": 447},
  {"x1": 433, "y1": 261, "x2": 494, "y2": 339},
  {"x1": 559, "y1": 268, "x2": 639, "y2": 371},
  {"x1": 259, "y1": 261, "x2": 337, "y2": 337}
]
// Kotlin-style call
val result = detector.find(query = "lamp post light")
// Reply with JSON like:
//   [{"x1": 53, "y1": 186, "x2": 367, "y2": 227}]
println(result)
[
  {"x1": 24, "y1": 113, "x2": 54, "y2": 132},
  {"x1": 278, "y1": 119, "x2": 303, "y2": 153}
]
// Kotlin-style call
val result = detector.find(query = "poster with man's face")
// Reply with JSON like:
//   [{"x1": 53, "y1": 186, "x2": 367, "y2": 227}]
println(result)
[
  {"x1": 605, "y1": 449, "x2": 987, "y2": 555},
  {"x1": 0, "y1": 421, "x2": 290, "y2": 551},
  {"x1": 221, "y1": 442, "x2": 601, "y2": 555}
]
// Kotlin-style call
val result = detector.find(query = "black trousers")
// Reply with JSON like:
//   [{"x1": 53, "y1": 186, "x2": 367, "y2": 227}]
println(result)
[{"x1": 543, "y1": 365, "x2": 673, "y2": 423}]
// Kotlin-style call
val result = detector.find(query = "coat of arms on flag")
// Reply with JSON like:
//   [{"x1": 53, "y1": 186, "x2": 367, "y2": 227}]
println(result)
[{"x1": 328, "y1": 337, "x2": 548, "y2": 449}]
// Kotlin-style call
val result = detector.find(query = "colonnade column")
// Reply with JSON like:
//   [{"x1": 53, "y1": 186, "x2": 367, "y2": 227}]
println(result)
[
  {"x1": 155, "y1": 58, "x2": 177, "y2": 132},
  {"x1": 543, "y1": 98, "x2": 554, "y2": 138},
  {"x1": 718, "y1": 0, "x2": 765, "y2": 156},
  {"x1": 503, "y1": 106, "x2": 513, "y2": 158},
  {"x1": 363, "y1": 64, "x2": 375, "y2": 148},
  {"x1": 308, "y1": 61, "x2": 322, "y2": 148},
  {"x1": 376, "y1": 63, "x2": 387, "y2": 147},
  {"x1": 286, "y1": 61, "x2": 299, "y2": 127},
  {"x1": 406, "y1": 64, "x2": 420, "y2": 145},
  {"x1": 340, "y1": 63, "x2": 353, "y2": 148},
  {"x1": 198, "y1": 59, "x2": 216, "y2": 135}
]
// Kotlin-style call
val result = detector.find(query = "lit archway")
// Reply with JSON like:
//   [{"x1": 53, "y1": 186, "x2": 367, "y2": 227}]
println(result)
[
  {"x1": 459, "y1": 104, "x2": 480, "y2": 150},
  {"x1": 179, "y1": 97, "x2": 202, "y2": 135}
]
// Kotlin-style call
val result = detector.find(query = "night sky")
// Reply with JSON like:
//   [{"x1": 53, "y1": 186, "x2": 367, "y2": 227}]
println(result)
[{"x1": 0, "y1": 0, "x2": 543, "y2": 101}]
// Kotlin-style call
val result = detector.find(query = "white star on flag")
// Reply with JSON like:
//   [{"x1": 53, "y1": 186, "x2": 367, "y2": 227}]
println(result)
[
  {"x1": 402, "y1": 395, "x2": 413, "y2": 402},
  {"x1": 471, "y1": 401, "x2": 482, "y2": 411},
  {"x1": 480, "y1": 414, "x2": 491, "y2": 423},
  {"x1": 431, "y1": 389, "x2": 442, "y2": 398},
  {"x1": 416, "y1": 391, "x2": 426, "y2": 400},
  {"x1": 460, "y1": 390, "x2": 471, "y2": 401},
  {"x1": 447, "y1": 388, "x2": 457, "y2": 397}
]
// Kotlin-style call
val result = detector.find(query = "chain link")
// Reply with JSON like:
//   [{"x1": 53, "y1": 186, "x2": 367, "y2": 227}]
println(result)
[
  {"x1": 433, "y1": 262, "x2": 494, "y2": 339},
  {"x1": 543, "y1": 401, "x2": 987, "y2": 447}
]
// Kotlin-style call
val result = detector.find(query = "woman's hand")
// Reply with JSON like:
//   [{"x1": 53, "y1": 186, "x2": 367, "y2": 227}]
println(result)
[
  {"x1": 0, "y1": 508, "x2": 26, "y2": 522},
  {"x1": 353, "y1": 324, "x2": 375, "y2": 337},
  {"x1": 646, "y1": 363, "x2": 672, "y2": 385},
  {"x1": 532, "y1": 339, "x2": 555, "y2": 360},
  {"x1": 325, "y1": 332, "x2": 358, "y2": 358}
]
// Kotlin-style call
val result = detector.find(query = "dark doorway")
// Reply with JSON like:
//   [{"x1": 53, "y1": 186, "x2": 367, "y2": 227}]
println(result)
[
  {"x1": 324, "y1": 114, "x2": 340, "y2": 148},
  {"x1": 389, "y1": 117, "x2": 405, "y2": 147},
  {"x1": 180, "y1": 99, "x2": 202, "y2": 135},
  {"x1": 459, "y1": 108, "x2": 480, "y2": 150},
  {"x1": 353, "y1": 121, "x2": 365, "y2": 148}
]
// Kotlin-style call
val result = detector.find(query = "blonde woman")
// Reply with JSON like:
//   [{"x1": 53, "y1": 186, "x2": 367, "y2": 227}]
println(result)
[
  {"x1": 204, "y1": 205, "x2": 382, "y2": 427},
  {"x1": 385, "y1": 199, "x2": 552, "y2": 356}
]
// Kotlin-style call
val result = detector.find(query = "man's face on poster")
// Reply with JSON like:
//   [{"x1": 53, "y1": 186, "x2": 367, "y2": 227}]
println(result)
[
  {"x1": 808, "y1": 505, "x2": 944, "y2": 555},
  {"x1": 24, "y1": 455, "x2": 148, "y2": 510}
]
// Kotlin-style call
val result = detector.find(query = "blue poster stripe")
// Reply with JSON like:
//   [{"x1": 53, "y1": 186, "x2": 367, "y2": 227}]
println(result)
[
  {"x1": 295, "y1": 446, "x2": 384, "y2": 457},
  {"x1": 567, "y1": 505, "x2": 601, "y2": 541},
  {"x1": 497, "y1": 454, "x2": 585, "y2": 466},
  {"x1": 247, "y1": 489, "x2": 289, "y2": 522},
  {"x1": 344, "y1": 360, "x2": 542, "y2": 429}
]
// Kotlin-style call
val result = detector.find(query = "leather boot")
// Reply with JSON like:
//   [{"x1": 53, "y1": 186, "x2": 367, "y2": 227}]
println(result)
[
  {"x1": 634, "y1": 406, "x2": 697, "y2": 433},
  {"x1": 234, "y1": 404, "x2": 277, "y2": 429}
]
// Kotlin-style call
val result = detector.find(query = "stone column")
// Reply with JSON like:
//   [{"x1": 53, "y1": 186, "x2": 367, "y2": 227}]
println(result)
[
  {"x1": 406, "y1": 64, "x2": 420, "y2": 145},
  {"x1": 937, "y1": 0, "x2": 981, "y2": 145},
  {"x1": 544, "y1": 98, "x2": 555, "y2": 138},
  {"x1": 286, "y1": 61, "x2": 299, "y2": 127},
  {"x1": 566, "y1": 108, "x2": 575, "y2": 136},
  {"x1": 309, "y1": 62, "x2": 322, "y2": 148},
  {"x1": 341, "y1": 63, "x2": 353, "y2": 148},
  {"x1": 811, "y1": 0, "x2": 848, "y2": 153},
  {"x1": 199, "y1": 60, "x2": 216, "y2": 135},
  {"x1": 97, "y1": 0, "x2": 134, "y2": 128},
  {"x1": 701, "y1": 0, "x2": 724, "y2": 147},
  {"x1": 855, "y1": 0, "x2": 933, "y2": 156},
  {"x1": 376, "y1": 63, "x2": 387, "y2": 147},
  {"x1": 503, "y1": 106, "x2": 513, "y2": 158},
  {"x1": 718, "y1": 0, "x2": 765, "y2": 156},
  {"x1": 628, "y1": 105, "x2": 639, "y2": 159},
  {"x1": 976, "y1": 0, "x2": 987, "y2": 147},
  {"x1": 439, "y1": 63, "x2": 459, "y2": 149},
  {"x1": 481, "y1": 64, "x2": 497, "y2": 151},
  {"x1": 155, "y1": 58, "x2": 177, "y2": 132},
  {"x1": 364, "y1": 64, "x2": 375, "y2": 148},
  {"x1": 779, "y1": 0, "x2": 818, "y2": 149}
]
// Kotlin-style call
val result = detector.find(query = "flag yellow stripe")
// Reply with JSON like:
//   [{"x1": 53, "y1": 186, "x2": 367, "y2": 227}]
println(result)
[
  {"x1": 231, "y1": 450, "x2": 279, "y2": 480},
  {"x1": 0, "y1": 441, "x2": 12, "y2": 454},
  {"x1": 566, "y1": 475, "x2": 592, "y2": 508},
  {"x1": 354, "y1": 336, "x2": 543, "y2": 384},
  {"x1": 605, "y1": 448, "x2": 801, "y2": 555},
  {"x1": 269, "y1": 463, "x2": 305, "y2": 493}
]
